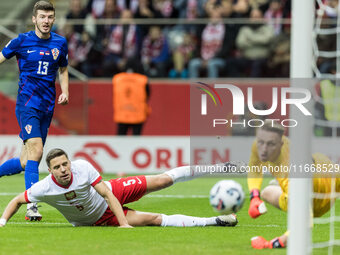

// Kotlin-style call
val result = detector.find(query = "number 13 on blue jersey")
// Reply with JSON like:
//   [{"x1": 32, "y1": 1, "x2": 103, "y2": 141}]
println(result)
[{"x1": 37, "y1": 61, "x2": 49, "y2": 75}]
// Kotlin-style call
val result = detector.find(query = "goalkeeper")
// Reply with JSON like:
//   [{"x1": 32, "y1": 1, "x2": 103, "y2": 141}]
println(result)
[{"x1": 247, "y1": 120, "x2": 339, "y2": 249}]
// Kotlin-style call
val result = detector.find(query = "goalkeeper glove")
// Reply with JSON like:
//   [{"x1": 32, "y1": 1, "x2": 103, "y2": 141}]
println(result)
[
  {"x1": 251, "y1": 236, "x2": 285, "y2": 249},
  {"x1": 248, "y1": 189, "x2": 267, "y2": 218}
]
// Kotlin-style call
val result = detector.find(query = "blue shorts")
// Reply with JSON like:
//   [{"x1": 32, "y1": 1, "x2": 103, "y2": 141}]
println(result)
[{"x1": 15, "y1": 106, "x2": 53, "y2": 145}]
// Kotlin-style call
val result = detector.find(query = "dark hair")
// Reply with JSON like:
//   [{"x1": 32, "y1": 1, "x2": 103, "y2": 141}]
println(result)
[
  {"x1": 33, "y1": 1, "x2": 55, "y2": 16},
  {"x1": 46, "y1": 148, "x2": 68, "y2": 167}
]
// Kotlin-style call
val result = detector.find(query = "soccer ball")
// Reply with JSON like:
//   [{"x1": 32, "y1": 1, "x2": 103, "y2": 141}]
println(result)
[{"x1": 209, "y1": 180, "x2": 245, "y2": 214}]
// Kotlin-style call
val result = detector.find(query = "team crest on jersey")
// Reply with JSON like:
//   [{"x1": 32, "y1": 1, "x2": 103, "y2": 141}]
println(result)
[
  {"x1": 64, "y1": 191, "x2": 77, "y2": 200},
  {"x1": 25, "y1": 124, "x2": 32, "y2": 134},
  {"x1": 51, "y1": 48, "x2": 60, "y2": 60}
]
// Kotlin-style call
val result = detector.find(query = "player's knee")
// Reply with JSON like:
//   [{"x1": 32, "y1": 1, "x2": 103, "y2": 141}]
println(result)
[
  {"x1": 149, "y1": 214, "x2": 162, "y2": 226},
  {"x1": 146, "y1": 174, "x2": 173, "y2": 194},
  {"x1": 261, "y1": 187, "x2": 271, "y2": 202},
  {"x1": 261, "y1": 186, "x2": 282, "y2": 209},
  {"x1": 156, "y1": 174, "x2": 173, "y2": 189},
  {"x1": 25, "y1": 139, "x2": 43, "y2": 158},
  {"x1": 31, "y1": 147, "x2": 43, "y2": 160},
  {"x1": 144, "y1": 214, "x2": 162, "y2": 226}
]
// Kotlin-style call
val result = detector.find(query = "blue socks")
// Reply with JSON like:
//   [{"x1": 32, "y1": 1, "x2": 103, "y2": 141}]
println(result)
[
  {"x1": 0, "y1": 158, "x2": 40, "y2": 190},
  {"x1": 25, "y1": 160, "x2": 39, "y2": 189},
  {"x1": 0, "y1": 158, "x2": 24, "y2": 177}
]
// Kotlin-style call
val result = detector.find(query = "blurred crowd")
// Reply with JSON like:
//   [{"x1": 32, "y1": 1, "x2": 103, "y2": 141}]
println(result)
[{"x1": 58, "y1": 0, "x2": 338, "y2": 78}]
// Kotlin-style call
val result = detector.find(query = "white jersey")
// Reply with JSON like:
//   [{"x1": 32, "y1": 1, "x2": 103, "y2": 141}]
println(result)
[{"x1": 25, "y1": 159, "x2": 108, "y2": 226}]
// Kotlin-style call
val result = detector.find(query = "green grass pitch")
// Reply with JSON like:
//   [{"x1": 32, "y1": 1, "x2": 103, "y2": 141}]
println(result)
[{"x1": 0, "y1": 174, "x2": 339, "y2": 255}]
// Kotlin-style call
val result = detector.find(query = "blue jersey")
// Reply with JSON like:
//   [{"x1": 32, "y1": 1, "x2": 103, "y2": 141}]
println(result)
[{"x1": 2, "y1": 31, "x2": 68, "y2": 112}]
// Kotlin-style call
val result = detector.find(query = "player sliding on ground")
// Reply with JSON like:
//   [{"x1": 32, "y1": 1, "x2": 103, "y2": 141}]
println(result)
[
  {"x1": 247, "y1": 120, "x2": 339, "y2": 249},
  {"x1": 0, "y1": 148, "x2": 237, "y2": 228}
]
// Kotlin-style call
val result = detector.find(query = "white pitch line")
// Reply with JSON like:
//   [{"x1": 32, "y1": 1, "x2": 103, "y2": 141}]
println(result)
[
  {"x1": 146, "y1": 194, "x2": 252, "y2": 198},
  {"x1": 8, "y1": 222, "x2": 70, "y2": 225},
  {"x1": 146, "y1": 194, "x2": 209, "y2": 198},
  {"x1": 240, "y1": 224, "x2": 282, "y2": 228},
  {"x1": 7, "y1": 222, "x2": 282, "y2": 228},
  {"x1": 0, "y1": 193, "x2": 211, "y2": 198},
  {"x1": 0, "y1": 193, "x2": 251, "y2": 198}
]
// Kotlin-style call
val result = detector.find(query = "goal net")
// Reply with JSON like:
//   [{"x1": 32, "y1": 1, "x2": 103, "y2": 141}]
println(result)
[
  {"x1": 311, "y1": 1, "x2": 340, "y2": 254},
  {"x1": 289, "y1": 0, "x2": 340, "y2": 254}
]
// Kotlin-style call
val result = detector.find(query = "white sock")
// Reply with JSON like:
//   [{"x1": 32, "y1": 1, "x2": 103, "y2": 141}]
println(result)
[
  {"x1": 160, "y1": 214, "x2": 217, "y2": 227},
  {"x1": 164, "y1": 164, "x2": 228, "y2": 183},
  {"x1": 164, "y1": 166, "x2": 211, "y2": 183}
]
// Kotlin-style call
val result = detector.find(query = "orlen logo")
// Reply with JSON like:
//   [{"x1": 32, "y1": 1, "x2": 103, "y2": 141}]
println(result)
[
  {"x1": 198, "y1": 83, "x2": 312, "y2": 128},
  {"x1": 74, "y1": 143, "x2": 119, "y2": 173}
]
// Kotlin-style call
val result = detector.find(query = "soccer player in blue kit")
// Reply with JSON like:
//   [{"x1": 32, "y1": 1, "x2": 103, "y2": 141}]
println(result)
[{"x1": 0, "y1": 1, "x2": 69, "y2": 220}]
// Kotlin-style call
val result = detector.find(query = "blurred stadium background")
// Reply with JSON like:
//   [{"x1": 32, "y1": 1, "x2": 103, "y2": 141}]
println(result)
[
  {"x1": 0, "y1": 0, "x2": 338, "y2": 171},
  {"x1": 1, "y1": 1, "x2": 340, "y2": 254}
]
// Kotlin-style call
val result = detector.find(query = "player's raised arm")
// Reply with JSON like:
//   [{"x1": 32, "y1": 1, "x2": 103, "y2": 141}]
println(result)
[
  {"x1": 0, "y1": 52, "x2": 7, "y2": 64},
  {"x1": 93, "y1": 181, "x2": 132, "y2": 228},
  {"x1": 58, "y1": 66, "x2": 69, "y2": 105},
  {"x1": 0, "y1": 192, "x2": 27, "y2": 227}
]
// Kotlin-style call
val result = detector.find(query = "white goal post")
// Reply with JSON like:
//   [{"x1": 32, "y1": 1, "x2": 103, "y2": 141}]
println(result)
[{"x1": 287, "y1": 0, "x2": 314, "y2": 255}]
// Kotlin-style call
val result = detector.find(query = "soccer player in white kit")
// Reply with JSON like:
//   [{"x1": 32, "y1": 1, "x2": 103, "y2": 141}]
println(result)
[{"x1": 0, "y1": 148, "x2": 237, "y2": 228}]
